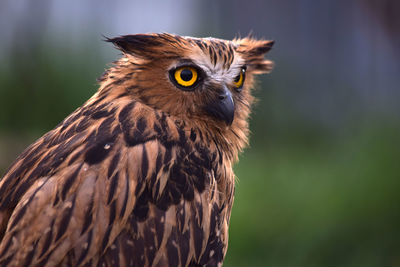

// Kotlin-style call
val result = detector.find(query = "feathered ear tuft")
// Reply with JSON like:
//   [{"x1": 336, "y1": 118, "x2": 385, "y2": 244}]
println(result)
[
  {"x1": 105, "y1": 34, "x2": 164, "y2": 58},
  {"x1": 235, "y1": 37, "x2": 275, "y2": 74}
]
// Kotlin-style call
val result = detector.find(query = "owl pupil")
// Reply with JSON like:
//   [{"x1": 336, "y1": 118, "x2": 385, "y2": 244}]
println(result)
[{"x1": 180, "y1": 69, "x2": 193, "y2": 81}]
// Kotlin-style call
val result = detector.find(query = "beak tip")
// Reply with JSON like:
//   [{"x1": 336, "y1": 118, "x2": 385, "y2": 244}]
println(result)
[{"x1": 225, "y1": 114, "x2": 234, "y2": 126}]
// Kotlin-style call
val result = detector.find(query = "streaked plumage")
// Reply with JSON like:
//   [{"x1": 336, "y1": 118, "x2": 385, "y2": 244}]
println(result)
[{"x1": 0, "y1": 33, "x2": 274, "y2": 266}]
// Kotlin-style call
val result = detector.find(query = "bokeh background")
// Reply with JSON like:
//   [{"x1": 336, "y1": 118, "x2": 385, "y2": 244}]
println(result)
[{"x1": 1, "y1": 0, "x2": 399, "y2": 266}]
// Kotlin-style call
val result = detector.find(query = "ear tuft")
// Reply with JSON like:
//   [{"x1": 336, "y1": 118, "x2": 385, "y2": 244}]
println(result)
[
  {"x1": 235, "y1": 38, "x2": 275, "y2": 74},
  {"x1": 249, "y1": 40, "x2": 274, "y2": 56},
  {"x1": 105, "y1": 34, "x2": 162, "y2": 56}
]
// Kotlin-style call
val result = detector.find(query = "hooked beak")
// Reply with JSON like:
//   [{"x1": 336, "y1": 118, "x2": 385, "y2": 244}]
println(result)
[{"x1": 204, "y1": 85, "x2": 235, "y2": 125}]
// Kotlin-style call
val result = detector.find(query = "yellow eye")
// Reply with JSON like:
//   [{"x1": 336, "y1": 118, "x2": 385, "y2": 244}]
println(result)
[
  {"x1": 173, "y1": 66, "x2": 198, "y2": 88},
  {"x1": 234, "y1": 68, "x2": 246, "y2": 90}
]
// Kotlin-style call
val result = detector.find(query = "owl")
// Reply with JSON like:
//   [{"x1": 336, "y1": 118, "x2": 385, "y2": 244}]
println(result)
[{"x1": 0, "y1": 33, "x2": 274, "y2": 266}]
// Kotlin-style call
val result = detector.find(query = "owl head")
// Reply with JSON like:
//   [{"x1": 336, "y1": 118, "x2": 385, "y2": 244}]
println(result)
[{"x1": 104, "y1": 33, "x2": 274, "y2": 134}]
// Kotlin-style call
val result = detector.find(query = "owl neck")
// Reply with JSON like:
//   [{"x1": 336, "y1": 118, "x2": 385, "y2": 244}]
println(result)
[{"x1": 179, "y1": 115, "x2": 250, "y2": 164}]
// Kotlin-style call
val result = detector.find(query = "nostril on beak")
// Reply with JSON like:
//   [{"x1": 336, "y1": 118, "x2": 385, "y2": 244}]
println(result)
[{"x1": 218, "y1": 94, "x2": 227, "y2": 100}]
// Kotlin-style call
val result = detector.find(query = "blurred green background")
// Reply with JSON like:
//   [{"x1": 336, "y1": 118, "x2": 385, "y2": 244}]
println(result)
[{"x1": 1, "y1": 0, "x2": 400, "y2": 266}]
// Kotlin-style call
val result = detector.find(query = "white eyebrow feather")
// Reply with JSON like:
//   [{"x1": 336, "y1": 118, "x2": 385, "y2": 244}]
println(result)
[{"x1": 189, "y1": 47, "x2": 245, "y2": 84}]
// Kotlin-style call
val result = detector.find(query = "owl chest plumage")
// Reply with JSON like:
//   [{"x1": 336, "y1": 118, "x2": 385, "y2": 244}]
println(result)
[
  {"x1": 99, "y1": 100, "x2": 236, "y2": 267},
  {"x1": 0, "y1": 98, "x2": 234, "y2": 267},
  {"x1": 72, "y1": 99, "x2": 236, "y2": 266}
]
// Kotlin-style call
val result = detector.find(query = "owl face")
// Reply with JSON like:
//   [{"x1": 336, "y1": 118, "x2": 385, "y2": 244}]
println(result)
[{"x1": 107, "y1": 33, "x2": 274, "y2": 128}]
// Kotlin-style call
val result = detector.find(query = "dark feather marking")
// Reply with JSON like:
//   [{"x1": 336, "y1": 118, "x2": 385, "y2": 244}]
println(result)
[
  {"x1": 39, "y1": 219, "x2": 55, "y2": 258},
  {"x1": 60, "y1": 112, "x2": 81, "y2": 132},
  {"x1": 91, "y1": 107, "x2": 116, "y2": 120},
  {"x1": 107, "y1": 152, "x2": 120, "y2": 178},
  {"x1": 0, "y1": 238, "x2": 12, "y2": 258},
  {"x1": 111, "y1": 74, "x2": 131, "y2": 86},
  {"x1": 91, "y1": 102, "x2": 108, "y2": 112},
  {"x1": 101, "y1": 225, "x2": 113, "y2": 252},
  {"x1": 109, "y1": 200, "x2": 117, "y2": 225},
  {"x1": 68, "y1": 151, "x2": 81, "y2": 165},
  {"x1": 97, "y1": 69, "x2": 110, "y2": 82},
  {"x1": 191, "y1": 169, "x2": 206, "y2": 193},
  {"x1": 176, "y1": 204, "x2": 185, "y2": 231},
  {"x1": 84, "y1": 133, "x2": 116, "y2": 165},
  {"x1": 76, "y1": 229, "x2": 93, "y2": 266},
  {"x1": 0, "y1": 147, "x2": 45, "y2": 206},
  {"x1": 154, "y1": 189, "x2": 170, "y2": 211},
  {"x1": 132, "y1": 237, "x2": 145, "y2": 266},
  {"x1": 100, "y1": 233, "x2": 121, "y2": 267},
  {"x1": 118, "y1": 101, "x2": 136, "y2": 132},
  {"x1": 9, "y1": 176, "x2": 50, "y2": 230},
  {"x1": 194, "y1": 39, "x2": 205, "y2": 50},
  {"x1": 107, "y1": 171, "x2": 119, "y2": 204},
  {"x1": 61, "y1": 164, "x2": 82, "y2": 200},
  {"x1": 84, "y1": 130, "x2": 96, "y2": 148},
  {"x1": 126, "y1": 85, "x2": 139, "y2": 91},
  {"x1": 90, "y1": 94, "x2": 107, "y2": 107},
  {"x1": 55, "y1": 195, "x2": 76, "y2": 241},
  {"x1": 190, "y1": 128, "x2": 197, "y2": 142},
  {"x1": 180, "y1": 230, "x2": 190, "y2": 266},
  {"x1": 8, "y1": 182, "x2": 31, "y2": 212},
  {"x1": 154, "y1": 180, "x2": 161, "y2": 200},
  {"x1": 168, "y1": 181, "x2": 182, "y2": 205},
  {"x1": 116, "y1": 92, "x2": 129, "y2": 99},
  {"x1": 97, "y1": 116, "x2": 114, "y2": 136},
  {"x1": 153, "y1": 123, "x2": 162, "y2": 135},
  {"x1": 140, "y1": 145, "x2": 148, "y2": 182},
  {"x1": 82, "y1": 259, "x2": 93, "y2": 267},
  {"x1": 208, "y1": 46, "x2": 215, "y2": 66},
  {"x1": 81, "y1": 196, "x2": 94, "y2": 235},
  {"x1": 45, "y1": 134, "x2": 82, "y2": 171},
  {"x1": 65, "y1": 250, "x2": 74, "y2": 267},
  {"x1": 49, "y1": 125, "x2": 75, "y2": 147},
  {"x1": 112, "y1": 238, "x2": 121, "y2": 267},
  {"x1": 129, "y1": 213, "x2": 139, "y2": 235},
  {"x1": 223, "y1": 54, "x2": 228, "y2": 67},
  {"x1": 132, "y1": 187, "x2": 149, "y2": 221},
  {"x1": 136, "y1": 117, "x2": 146, "y2": 133},
  {"x1": 1, "y1": 255, "x2": 13, "y2": 266},
  {"x1": 199, "y1": 203, "x2": 225, "y2": 265},
  {"x1": 155, "y1": 151, "x2": 163, "y2": 177},
  {"x1": 119, "y1": 169, "x2": 130, "y2": 218},
  {"x1": 154, "y1": 208, "x2": 165, "y2": 247},
  {"x1": 177, "y1": 126, "x2": 186, "y2": 147},
  {"x1": 112, "y1": 124, "x2": 122, "y2": 136},
  {"x1": 192, "y1": 206, "x2": 204, "y2": 260},
  {"x1": 143, "y1": 225, "x2": 156, "y2": 266},
  {"x1": 118, "y1": 102, "x2": 136, "y2": 127},
  {"x1": 183, "y1": 182, "x2": 194, "y2": 201},
  {"x1": 167, "y1": 232, "x2": 179, "y2": 267},
  {"x1": 89, "y1": 103, "x2": 108, "y2": 116},
  {"x1": 75, "y1": 117, "x2": 91, "y2": 133},
  {"x1": 163, "y1": 146, "x2": 172, "y2": 165},
  {"x1": 210, "y1": 186, "x2": 215, "y2": 201},
  {"x1": 170, "y1": 164, "x2": 186, "y2": 196},
  {"x1": 196, "y1": 202, "x2": 203, "y2": 225},
  {"x1": 120, "y1": 103, "x2": 157, "y2": 147},
  {"x1": 53, "y1": 191, "x2": 60, "y2": 206}
]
